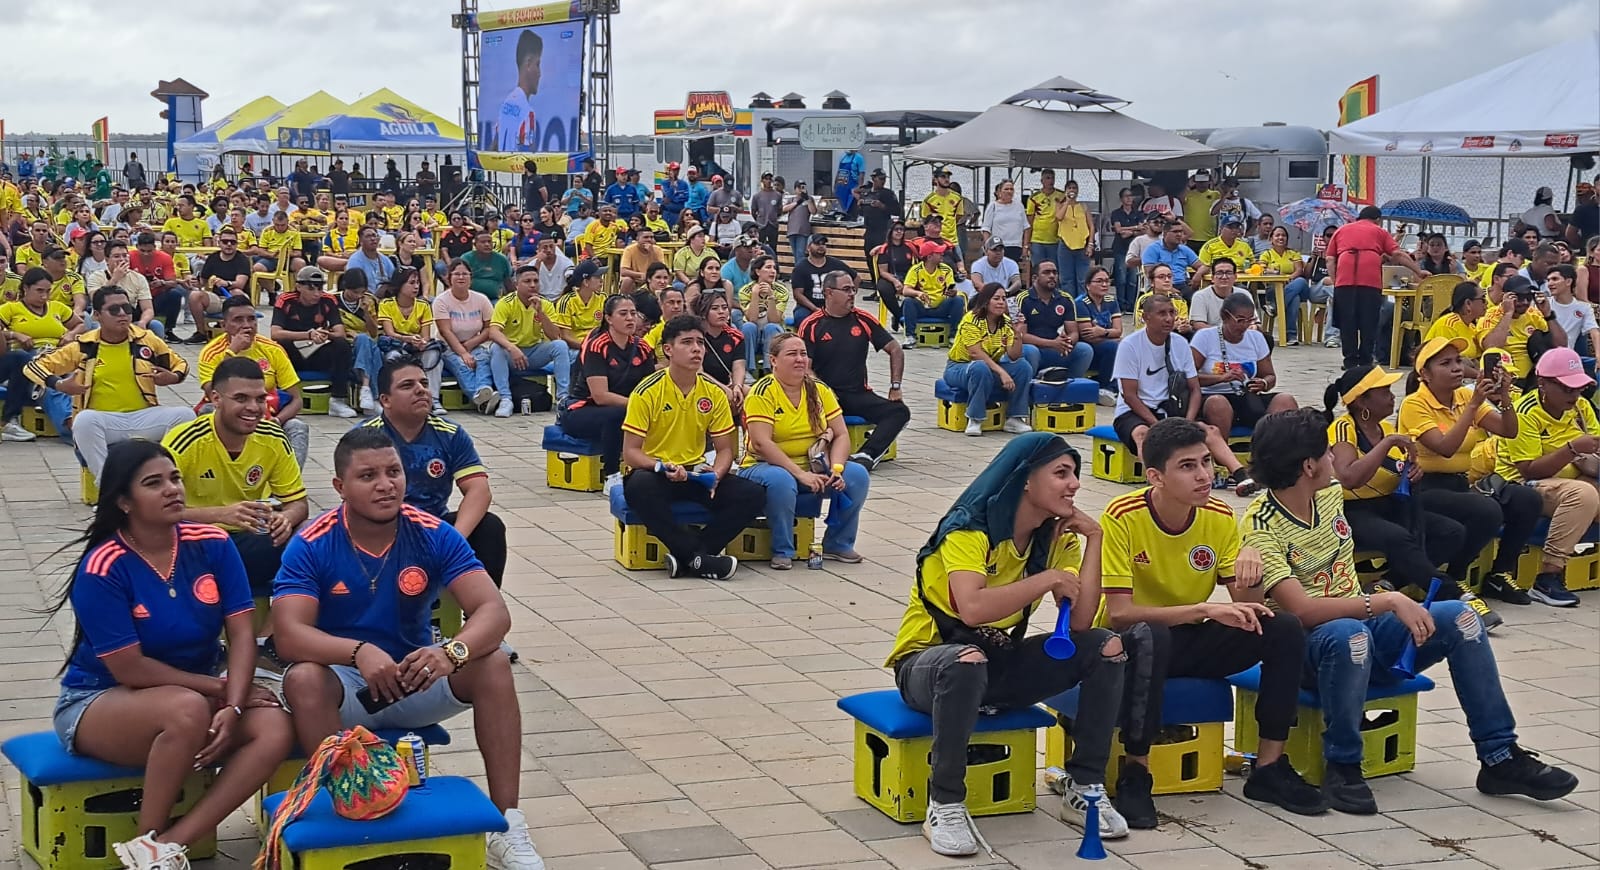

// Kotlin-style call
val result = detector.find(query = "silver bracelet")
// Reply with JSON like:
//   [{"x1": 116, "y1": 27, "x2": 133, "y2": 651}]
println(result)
[{"x1": 1362, "y1": 594, "x2": 1373, "y2": 619}]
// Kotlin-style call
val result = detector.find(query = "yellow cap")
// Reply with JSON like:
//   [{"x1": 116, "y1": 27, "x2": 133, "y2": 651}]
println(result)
[
  {"x1": 1339, "y1": 366, "x2": 1404, "y2": 405},
  {"x1": 1413, "y1": 336, "x2": 1469, "y2": 372}
]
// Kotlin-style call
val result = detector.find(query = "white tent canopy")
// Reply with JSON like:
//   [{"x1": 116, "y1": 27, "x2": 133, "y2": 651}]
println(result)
[
  {"x1": 1328, "y1": 33, "x2": 1600, "y2": 158},
  {"x1": 904, "y1": 79, "x2": 1220, "y2": 170}
]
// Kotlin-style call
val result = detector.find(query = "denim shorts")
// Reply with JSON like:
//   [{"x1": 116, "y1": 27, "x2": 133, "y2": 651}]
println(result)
[
  {"x1": 52, "y1": 686, "x2": 110, "y2": 753},
  {"x1": 319, "y1": 664, "x2": 471, "y2": 732}
]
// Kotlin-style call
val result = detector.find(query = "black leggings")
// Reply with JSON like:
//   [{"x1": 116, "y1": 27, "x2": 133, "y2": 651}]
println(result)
[
  {"x1": 1344, "y1": 495, "x2": 1464, "y2": 589},
  {"x1": 444, "y1": 510, "x2": 506, "y2": 587},
  {"x1": 1414, "y1": 472, "x2": 1542, "y2": 576},
  {"x1": 559, "y1": 404, "x2": 627, "y2": 475}
]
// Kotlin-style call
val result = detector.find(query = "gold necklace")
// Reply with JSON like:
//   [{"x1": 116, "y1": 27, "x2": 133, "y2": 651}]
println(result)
[{"x1": 345, "y1": 516, "x2": 397, "y2": 595}]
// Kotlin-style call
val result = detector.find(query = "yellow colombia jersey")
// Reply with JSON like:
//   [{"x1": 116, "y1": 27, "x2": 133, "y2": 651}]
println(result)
[
  {"x1": 1026, "y1": 190, "x2": 1065, "y2": 244},
  {"x1": 377, "y1": 298, "x2": 433, "y2": 336},
  {"x1": 921, "y1": 191, "x2": 963, "y2": 243},
  {"x1": 578, "y1": 220, "x2": 621, "y2": 253},
  {"x1": 1242, "y1": 485, "x2": 1360, "y2": 605},
  {"x1": 227, "y1": 227, "x2": 258, "y2": 251},
  {"x1": 1424, "y1": 312, "x2": 1486, "y2": 361},
  {"x1": 258, "y1": 227, "x2": 301, "y2": 255},
  {"x1": 1502, "y1": 309, "x2": 1547, "y2": 382},
  {"x1": 1497, "y1": 389, "x2": 1599, "y2": 483},
  {"x1": 1256, "y1": 248, "x2": 1302, "y2": 276},
  {"x1": 622, "y1": 370, "x2": 735, "y2": 468},
  {"x1": 491, "y1": 294, "x2": 557, "y2": 347},
  {"x1": 642, "y1": 320, "x2": 666, "y2": 358},
  {"x1": 336, "y1": 292, "x2": 377, "y2": 333},
  {"x1": 1398, "y1": 386, "x2": 1491, "y2": 475},
  {"x1": 1197, "y1": 237, "x2": 1254, "y2": 269},
  {"x1": 86, "y1": 342, "x2": 145, "y2": 413},
  {"x1": 1133, "y1": 292, "x2": 1189, "y2": 328},
  {"x1": 1098, "y1": 488, "x2": 1239, "y2": 623},
  {"x1": 51, "y1": 273, "x2": 85, "y2": 309},
  {"x1": 1327, "y1": 415, "x2": 1402, "y2": 500},
  {"x1": 197, "y1": 335, "x2": 301, "y2": 393},
  {"x1": 552, "y1": 289, "x2": 604, "y2": 336},
  {"x1": 886, "y1": 528, "x2": 1082, "y2": 666},
  {"x1": 383, "y1": 204, "x2": 404, "y2": 230},
  {"x1": 740, "y1": 375, "x2": 843, "y2": 468},
  {"x1": 0, "y1": 273, "x2": 21, "y2": 304},
  {"x1": 905, "y1": 262, "x2": 957, "y2": 304},
  {"x1": 949, "y1": 313, "x2": 1015, "y2": 364},
  {"x1": 0, "y1": 300, "x2": 74, "y2": 349},
  {"x1": 161, "y1": 416, "x2": 306, "y2": 529},
  {"x1": 162, "y1": 216, "x2": 210, "y2": 247}
]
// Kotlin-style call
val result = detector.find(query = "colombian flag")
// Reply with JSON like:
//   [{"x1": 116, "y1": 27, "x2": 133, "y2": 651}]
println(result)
[
  {"x1": 91, "y1": 117, "x2": 110, "y2": 164},
  {"x1": 1337, "y1": 78, "x2": 1377, "y2": 206}
]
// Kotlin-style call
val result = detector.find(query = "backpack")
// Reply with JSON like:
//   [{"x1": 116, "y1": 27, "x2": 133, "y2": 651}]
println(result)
[{"x1": 256, "y1": 726, "x2": 409, "y2": 870}]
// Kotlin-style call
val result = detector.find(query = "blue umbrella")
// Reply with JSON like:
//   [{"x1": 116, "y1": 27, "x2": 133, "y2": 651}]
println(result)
[
  {"x1": 1278, "y1": 197, "x2": 1358, "y2": 232},
  {"x1": 1379, "y1": 197, "x2": 1472, "y2": 226}
]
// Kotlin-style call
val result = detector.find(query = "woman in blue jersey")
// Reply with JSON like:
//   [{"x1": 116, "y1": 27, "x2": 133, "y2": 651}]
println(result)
[{"x1": 48, "y1": 440, "x2": 293, "y2": 870}]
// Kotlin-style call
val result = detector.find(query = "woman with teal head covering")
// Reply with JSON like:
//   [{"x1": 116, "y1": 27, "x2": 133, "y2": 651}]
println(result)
[{"x1": 884, "y1": 433, "x2": 1130, "y2": 857}]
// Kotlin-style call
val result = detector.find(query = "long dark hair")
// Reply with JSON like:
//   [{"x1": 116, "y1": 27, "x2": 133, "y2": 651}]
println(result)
[
  {"x1": 968, "y1": 282, "x2": 1006, "y2": 326},
  {"x1": 46, "y1": 440, "x2": 177, "y2": 670}
]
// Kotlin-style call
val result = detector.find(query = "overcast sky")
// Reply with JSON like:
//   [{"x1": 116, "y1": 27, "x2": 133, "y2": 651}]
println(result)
[{"x1": 4, "y1": 0, "x2": 1593, "y2": 138}]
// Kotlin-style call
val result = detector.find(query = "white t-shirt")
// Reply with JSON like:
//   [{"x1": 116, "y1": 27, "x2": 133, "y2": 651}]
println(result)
[
  {"x1": 537, "y1": 253, "x2": 573, "y2": 300},
  {"x1": 1113, "y1": 328, "x2": 1196, "y2": 419},
  {"x1": 1127, "y1": 234, "x2": 1160, "y2": 266},
  {"x1": 1549, "y1": 296, "x2": 1598, "y2": 349},
  {"x1": 495, "y1": 87, "x2": 535, "y2": 151},
  {"x1": 1188, "y1": 286, "x2": 1253, "y2": 328},
  {"x1": 1190, "y1": 326, "x2": 1271, "y2": 395},
  {"x1": 1522, "y1": 205, "x2": 1559, "y2": 239},
  {"x1": 980, "y1": 200, "x2": 1028, "y2": 247},
  {"x1": 1141, "y1": 196, "x2": 1183, "y2": 219},
  {"x1": 971, "y1": 256, "x2": 1020, "y2": 289}
]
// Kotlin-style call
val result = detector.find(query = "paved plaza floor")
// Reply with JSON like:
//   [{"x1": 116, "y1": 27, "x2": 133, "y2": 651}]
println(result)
[{"x1": 0, "y1": 328, "x2": 1593, "y2": 869}]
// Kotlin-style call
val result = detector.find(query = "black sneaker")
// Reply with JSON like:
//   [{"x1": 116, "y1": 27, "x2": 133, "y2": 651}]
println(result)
[
  {"x1": 1321, "y1": 761, "x2": 1378, "y2": 815},
  {"x1": 1477, "y1": 746, "x2": 1579, "y2": 801},
  {"x1": 1482, "y1": 572, "x2": 1532, "y2": 605},
  {"x1": 183, "y1": 331, "x2": 213, "y2": 345},
  {"x1": 1113, "y1": 761, "x2": 1159, "y2": 829},
  {"x1": 1529, "y1": 573, "x2": 1579, "y2": 607},
  {"x1": 1242, "y1": 756, "x2": 1329, "y2": 815},
  {"x1": 691, "y1": 554, "x2": 738, "y2": 581},
  {"x1": 1229, "y1": 468, "x2": 1260, "y2": 498},
  {"x1": 1460, "y1": 592, "x2": 1504, "y2": 631}
]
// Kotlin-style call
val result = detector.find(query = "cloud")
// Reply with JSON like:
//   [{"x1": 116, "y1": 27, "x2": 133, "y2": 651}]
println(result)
[{"x1": 2, "y1": 0, "x2": 1591, "y2": 139}]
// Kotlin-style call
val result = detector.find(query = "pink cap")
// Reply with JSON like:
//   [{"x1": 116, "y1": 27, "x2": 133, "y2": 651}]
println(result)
[{"x1": 1535, "y1": 347, "x2": 1595, "y2": 388}]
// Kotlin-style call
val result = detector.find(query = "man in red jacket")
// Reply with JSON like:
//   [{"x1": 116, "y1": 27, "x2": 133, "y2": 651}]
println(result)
[{"x1": 1327, "y1": 206, "x2": 1422, "y2": 370}]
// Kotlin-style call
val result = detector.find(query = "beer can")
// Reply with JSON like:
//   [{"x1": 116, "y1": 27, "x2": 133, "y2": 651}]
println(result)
[
  {"x1": 254, "y1": 498, "x2": 281, "y2": 535},
  {"x1": 397, "y1": 732, "x2": 426, "y2": 786},
  {"x1": 520, "y1": 398, "x2": 532, "y2": 415}
]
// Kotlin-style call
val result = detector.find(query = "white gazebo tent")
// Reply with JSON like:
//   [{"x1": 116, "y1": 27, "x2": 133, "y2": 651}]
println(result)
[{"x1": 1328, "y1": 34, "x2": 1600, "y2": 158}]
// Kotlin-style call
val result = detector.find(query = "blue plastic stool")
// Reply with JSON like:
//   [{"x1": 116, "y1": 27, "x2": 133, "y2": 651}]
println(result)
[
  {"x1": 260, "y1": 776, "x2": 506, "y2": 870},
  {"x1": 1031, "y1": 378, "x2": 1099, "y2": 434},
  {"x1": 607, "y1": 477, "x2": 822, "y2": 566},
  {"x1": 838, "y1": 689, "x2": 1053, "y2": 822},
  {"x1": 934, "y1": 378, "x2": 1005, "y2": 432},
  {"x1": 253, "y1": 725, "x2": 451, "y2": 829},
  {"x1": 541, "y1": 424, "x2": 602, "y2": 492}
]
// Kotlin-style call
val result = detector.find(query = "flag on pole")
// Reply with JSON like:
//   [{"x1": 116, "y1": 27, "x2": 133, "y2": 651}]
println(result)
[
  {"x1": 91, "y1": 117, "x2": 110, "y2": 164},
  {"x1": 1337, "y1": 77, "x2": 1378, "y2": 206},
  {"x1": 0, "y1": 120, "x2": 6, "y2": 163}
]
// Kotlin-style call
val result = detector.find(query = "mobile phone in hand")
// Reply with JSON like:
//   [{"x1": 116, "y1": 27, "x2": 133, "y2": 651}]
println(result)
[
  {"x1": 356, "y1": 684, "x2": 413, "y2": 715},
  {"x1": 1482, "y1": 350, "x2": 1502, "y2": 379}
]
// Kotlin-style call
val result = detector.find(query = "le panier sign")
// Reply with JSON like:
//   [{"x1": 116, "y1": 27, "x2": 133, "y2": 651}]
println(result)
[{"x1": 798, "y1": 115, "x2": 866, "y2": 151}]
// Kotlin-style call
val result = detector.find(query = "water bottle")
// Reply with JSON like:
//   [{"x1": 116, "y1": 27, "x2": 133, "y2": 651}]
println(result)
[{"x1": 520, "y1": 398, "x2": 532, "y2": 415}]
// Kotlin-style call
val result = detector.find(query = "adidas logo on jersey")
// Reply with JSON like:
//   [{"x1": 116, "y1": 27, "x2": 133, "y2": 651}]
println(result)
[
  {"x1": 330, "y1": 581, "x2": 351, "y2": 595},
  {"x1": 1133, "y1": 551, "x2": 1150, "y2": 565},
  {"x1": 200, "y1": 469, "x2": 216, "y2": 479}
]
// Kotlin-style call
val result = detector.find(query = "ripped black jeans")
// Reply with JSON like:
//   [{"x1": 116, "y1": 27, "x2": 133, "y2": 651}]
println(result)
[{"x1": 894, "y1": 630, "x2": 1124, "y2": 803}]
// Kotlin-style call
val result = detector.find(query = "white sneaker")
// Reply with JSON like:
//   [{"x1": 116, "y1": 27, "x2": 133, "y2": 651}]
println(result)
[
  {"x1": 472, "y1": 385, "x2": 498, "y2": 411},
  {"x1": 359, "y1": 391, "x2": 379, "y2": 413},
  {"x1": 2, "y1": 420, "x2": 36, "y2": 442},
  {"x1": 113, "y1": 832, "x2": 190, "y2": 870},
  {"x1": 1002, "y1": 417, "x2": 1034, "y2": 434},
  {"x1": 602, "y1": 472, "x2": 623, "y2": 497},
  {"x1": 922, "y1": 799, "x2": 989, "y2": 857},
  {"x1": 494, "y1": 398, "x2": 514, "y2": 418},
  {"x1": 328, "y1": 399, "x2": 358, "y2": 419},
  {"x1": 964, "y1": 419, "x2": 984, "y2": 436},
  {"x1": 1324, "y1": 335, "x2": 1341, "y2": 348},
  {"x1": 1097, "y1": 388, "x2": 1117, "y2": 407},
  {"x1": 1058, "y1": 777, "x2": 1130, "y2": 840},
  {"x1": 487, "y1": 808, "x2": 546, "y2": 870}
]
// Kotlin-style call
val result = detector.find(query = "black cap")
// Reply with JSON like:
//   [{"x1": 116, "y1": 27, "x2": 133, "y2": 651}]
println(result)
[
  {"x1": 571, "y1": 259, "x2": 608, "y2": 281},
  {"x1": 1503, "y1": 275, "x2": 1536, "y2": 297},
  {"x1": 1502, "y1": 239, "x2": 1531, "y2": 258},
  {"x1": 870, "y1": 168, "x2": 886, "y2": 178},
  {"x1": 808, "y1": 234, "x2": 829, "y2": 247}
]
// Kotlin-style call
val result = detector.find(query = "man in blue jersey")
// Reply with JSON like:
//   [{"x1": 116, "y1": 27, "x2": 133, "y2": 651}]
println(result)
[
  {"x1": 603, "y1": 168, "x2": 641, "y2": 220},
  {"x1": 362, "y1": 360, "x2": 506, "y2": 588},
  {"x1": 659, "y1": 162, "x2": 688, "y2": 228},
  {"x1": 273, "y1": 427, "x2": 543, "y2": 870}
]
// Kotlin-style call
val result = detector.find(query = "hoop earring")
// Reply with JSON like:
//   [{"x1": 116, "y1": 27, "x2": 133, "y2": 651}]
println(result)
[{"x1": 1358, "y1": 407, "x2": 1370, "y2": 423}]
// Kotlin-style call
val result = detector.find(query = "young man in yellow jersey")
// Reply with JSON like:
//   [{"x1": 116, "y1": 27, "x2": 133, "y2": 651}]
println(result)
[
  {"x1": 163, "y1": 356, "x2": 309, "y2": 595},
  {"x1": 1099, "y1": 418, "x2": 1326, "y2": 824},
  {"x1": 26, "y1": 285, "x2": 195, "y2": 484},
  {"x1": 620, "y1": 314, "x2": 766, "y2": 581},
  {"x1": 921, "y1": 168, "x2": 964, "y2": 256},
  {"x1": 900, "y1": 245, "x2": 963, "y2": 342},
  {"x1": 487, "y1": 265, "x2": 573, "y2": 416},
  {"x1": 1239, "y1": 409, "x2": 1578, "y2": 814},
  {"x1": 199, "y1": 295, "x2": 311, "y2": 465}
]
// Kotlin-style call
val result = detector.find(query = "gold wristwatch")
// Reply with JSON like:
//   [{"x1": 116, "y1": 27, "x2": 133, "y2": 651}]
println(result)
[{"x1": 442, "y1": 639, "x2": 470, "y2": 671}]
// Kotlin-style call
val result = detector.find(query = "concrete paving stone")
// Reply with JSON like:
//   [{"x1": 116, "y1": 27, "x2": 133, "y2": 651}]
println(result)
[
  {"x1": 743, "y1": 830, "x2": 878, "y2": 868},
  {"x1": 1323, "y1": 825, "x2": 1485, "y2": 866},
  {"x1": 566, "y1": 772, "x2": 684, "y2": 806},
  {"x1": 756, "y1": 755, "x2": 854, "y2": 788},
  {"x1": 649, "y1": 752, "x2": 766, "y2": 785},
  {"x1": 525, "y1": 729, "x2": 626, "y2": 758},
  {"x1": 620, "y1": 824, "x2": 751, "y2": 865},
  {"x1": 710, "y1": 803, "x2": 835, "y2": 839},
  {"x1": 543, "y1": 750, "x2": 656, "y2": 781},
  {"x1": 592, "y1": 798, "x2": 714, "y2": 834},
  {"x1": 998, "y1": 840, "x2": 1138, "y2": 869},
  {"x1": 649, "y1": 858, "x2": 773, "y2": 870},
  {"x1": 546, "y1": 854, "x2": 648, "y2": 870},
  {"x1": 519, "y1": 793, "x2": 601, "y2": 828},
  {"x1": 592, "y1": 711, "x2": 702, "y2": 739},
  {"x1": 727, "y1": 733, "x2": 839, "y2": 762},
  {"x1": 1455, "y1": 833, "x2": 1599, "y2": 869},
  {"x1": 680, "y1": 776, "x2": 800, "y2": 811},
  {"x1": 622, "y1": 732, "x2": 732, "y2": 762},
  {"x1": 526, "y1": 822, "x2": 629, "y2": 858}
]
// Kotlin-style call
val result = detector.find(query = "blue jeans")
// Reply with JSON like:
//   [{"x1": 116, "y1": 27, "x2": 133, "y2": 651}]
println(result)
[
  {"x1": 351, "y1": 333, "x2": 383, "y2": 400},
  {"x1": 1030, "y1": 241, "x2": 1062, "y2": 276},
  {"x1": 944, "y1": 357, "x2": 1033, "y2": 420},
  {"x1": 740, "y1": 321, "x2": 787, "y2": 371},
  {"x1": 789, "y1": 235, "x2": 807, "y2": 270},
  {"x1": 736, "y1": 461, "x2": 870, "y2": 558},
  {"x1": 445, "y1": 345, "x2": 495, "y2": 397},
  {"x1": 1280, "y1": 277, "x2": 1310, "y2": 340},
  {"x1": 1021, "y1": 342, "x2": 1093, "y2": 379},
  {"x1": 902, "y1": 296, "x2": 963, "y2": 336},
  {"x1": 1085, "y1": 339, "x2": 1119, "y2": 389},
  {"x1": 1059, "y1": 246, "x2": 1091, "y2": 296},
  {"x1": 489, "y1": 339, "x2": 572, "y2": 403},
  {"x1": 1309, "y1": 281, "x2": 1338, "y2": 339},
  {"x1": 1111, "y1": 257, "x2": 1139, "y2": 312},
  {"x1": 1304, "y1": 601, "x2": 1514, "y2": 766}
]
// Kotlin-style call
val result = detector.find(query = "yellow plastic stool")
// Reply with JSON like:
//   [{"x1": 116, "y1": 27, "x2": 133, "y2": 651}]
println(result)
[
  {"x1": 21, "y1": 406, "x2": 58, "y2": 437},
  {"x1": 300, "y1": 382, "x2": 331, "y2": 415},
  {"x1": 438, "y1": 381, "x2": 473, "y2": 411},
  {"x1": 614, "y1": 521, "x2": 676, "y2": 570},
  {"x1": 936, "y1": 399, "x2": 1003, "y2": 433},
  {"x1": 546, "y1": 451, "x2": 602, "y2": 492},
  {"x1": 81, "y1": 467, "x2": 99, "y2": 505},
  {"x1": 914, "y1": 323, "x2": 950, "y2": 349},
  {"x1": 846, "y1": 422, "x2": 897, "y2": 461},
  {"x1": 1090, "y1": 432, "x2": 1143, "y2": 484},
  {"x1": 1031, "y1": 403, "x2": 1093, "y2": 434},
  {"x1": 1048, "y1": 723, "x2": 1225, "y2": 796},
  {"x1": 431, "y1": 590, "x2": 464, "y2": 638},
  {"x1": 1518, "y1": 546, "x2": 1600, "y2": 593},
  {"x1": 1232, "y1": 672, "x2": 1431, "y2": 785},
  {"x1": 727, "y1": 518, "x2": 817, "y2": 561}
]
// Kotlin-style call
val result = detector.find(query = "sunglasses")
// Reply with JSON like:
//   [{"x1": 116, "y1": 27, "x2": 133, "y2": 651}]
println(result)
[
  {"x1": 219, "y1": 239, "x2": 237, "y2": 245},
  {"x1": 100, "y1": 303, "x2": 134, "y2": 316}
]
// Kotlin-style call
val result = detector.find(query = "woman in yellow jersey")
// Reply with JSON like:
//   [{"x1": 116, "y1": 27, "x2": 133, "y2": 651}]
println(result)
[
  {"x1": 1398, "y1": 337, "x2": 1541, "y2": 605},
  {"x1": 1322, "y1": 364, "x2": 1502, "y2": 627},
  {"x1": 1499, "y1": 275, "x2": 1565, "y2": 385},
  {"x1": 1425, "y1": 281, "x2": 1513, "y2": 378},
  {"x1": 0, "y1": 267, "x2": 82, "y2": 440},
  {"x1": 1258, "y1": 226, "x2": 1311, "y2": 345},
  {"x1": 1576, "y1": 236, "x2": 1598, "y2": 302},
  {"x1": 737, "y1": 256, "x2": 791, "y2": 376},
  {"x1": 735, "y1": 333, "x2": 870, "y2": 568},
  {"x1": 884, "y1": 434, "x2": 1125, "y2": 855},
  {"x1": 1132, "y1": 264, "x2": 1193, "y2": 337},
  {"x1": 376, "y1": 267, "x2": 446, "y2": 406},
  {"x1": 945, "y1": 283, "x2": 1035, "y2": 436},
  {"x1": 640, "y1": 277, "x2": 683, "y2": 359},
  {"x1": 1460, "y1": 240, "x2": 1489, "y2": 285},
  {"x1": 318, "y1": 211, "x2": 360, "y2": 272}
]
